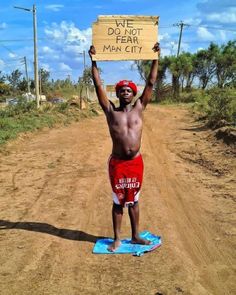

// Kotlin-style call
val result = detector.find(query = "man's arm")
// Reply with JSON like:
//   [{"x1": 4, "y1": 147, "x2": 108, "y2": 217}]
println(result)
[
  {"x1": 139, "y1": 43, "x2": 160, "y2": 109},
  {"x1": 88, "y1": 46, "x2": 110, "y2": 113}
]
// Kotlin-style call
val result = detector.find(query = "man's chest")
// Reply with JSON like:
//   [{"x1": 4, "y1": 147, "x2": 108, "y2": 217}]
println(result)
[{"x1": 108, "y1": 110, "x2": 143, "y2": 131}]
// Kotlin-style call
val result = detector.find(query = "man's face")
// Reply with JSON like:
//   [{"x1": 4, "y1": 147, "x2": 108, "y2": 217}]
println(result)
[{"x1": 118, "y1": 86, "x2": 134, "y2": 104}]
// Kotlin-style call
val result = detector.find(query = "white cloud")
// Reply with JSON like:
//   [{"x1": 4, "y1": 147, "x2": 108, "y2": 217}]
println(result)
[
  {"x1": 0, "y1": 22, "x2": 7, "y2": 29},
  {"x1": 45, "y1": 21, "x2": 92, "y2": 54},
  {"x1": 182, "y1": 42, "x2": 190, "y2": 51},
  {"x1": 45, "y1": 24, "x2": 64, "y2": 39},
  {"x1": 159, "y1": 33, "x2": 171, "y2": 42},
  {"x1": 197, "y1": 27, "x2": 215, "y2": 41},
  {"x1": 197, "y1": 0, "x2": 236, "y2": 13},
  {"x1": 40, "y1": 63, "x2": 51, "y2": 72},
  {"x1": 206, "y1": 9, "x2": 236, "y2": 24},
  {"x1": 197, "y1": 47, "x2": 204, "y2": 52},
  {"x1": 45, "y1": 4, "x2": 64, "y2": 12},
  {"x1": 161, "y1": 48, "x2": 172, "y2": 56},
  {"x1": 184, "y1": 18, "x2": 202, "y2": 26},
  {"x1": 119, "y1": 61, "x2": 133, "y2": 71},
  {"x1": 8, "y1": 53, "x2": 17, "y2": 58},
  {"x1": 40, "y1": 46, "x2": 60, "y2": 61},
  {"x1": 59, "y1": 62, "x2": 72, "y2": 71},
  {"x1": 63, "y1": 45, "x2": 83, "y2": 54},
  {"x1": 42, "y1": 46, "x2": 55, "y2": 54},
  {"x1": 197, "y1": 1, "x2": 236, "y2": 25}
]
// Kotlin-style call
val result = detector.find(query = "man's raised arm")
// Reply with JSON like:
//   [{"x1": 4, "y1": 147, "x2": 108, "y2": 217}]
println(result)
[
  {"x1": 88, "y1": 45, "x2": 110, "y2": 112},
  {"x1": 139, "y1": 43, "x2": 160, "y2": 109}
]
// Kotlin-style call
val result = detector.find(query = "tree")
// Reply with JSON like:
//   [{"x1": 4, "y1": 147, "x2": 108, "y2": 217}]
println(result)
[
  {"x1": 168, "y1": 56, "x2": 182, "y2": 99},
  {"x1": 78, "y1": 67, "x2": 101, "y2": 85},
  {"x1": 0, "y1": 71, "x2": 5, "y2": 83},
  {"x1": 17, "y1": 78, "x2": 28, "y2": 92},
  {"x1": 0, "y1": 71, "x2": 8, "y2": 96},
  {"x1": 134, "y1": 60, "x2": 152, "y2": 82},
  {"x1": 39, "y1": 68, "x2": 50, "y2": 93},
  {"x1": 215, "y1": 40, "x2": 236, "y2": 88},
  {"x1": 154, "y1": 56, "x2": 171, "y2": 101},
  {"x1": 7, "y1": 69, "x2": 22, "y2": 91},
  {"x1": 0, "y1": 82, "x2": 11, "y2": 95},
  {"x1": 195, "y1": 43, "x2": 218, "y2": 89},
  {"x1": 177, "y1": 52, "x2": 197, "y2": 91},
  {"x1": 134, "y1": 57, "x2": 170, "y2": 101}
]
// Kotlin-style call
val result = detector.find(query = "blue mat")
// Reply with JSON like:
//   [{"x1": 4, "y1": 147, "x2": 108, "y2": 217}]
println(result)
[{"x1": 93, "y1": 231, "x2": 161, "y2": 256}]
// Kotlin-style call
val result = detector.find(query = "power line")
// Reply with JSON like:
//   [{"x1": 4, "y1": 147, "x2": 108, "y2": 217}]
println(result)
[
  {"x1": 0, "y1": 37, "x2": 83, "y2": 42},
  {"x1": 190, "y1": 25, "x2": 236, "y2": 32},
  {"x1": 160, "y1": 24, "x2": 236, "y2": 32},
  {"x1": 0, "y1": 43, "x2": 16, "y2": 54},
  {"x1": 1, "y1": 57, "x2": 23, "y2": 62},
  {"x1": 0, "y1": 38, "x2": 48, "y2": 43}
]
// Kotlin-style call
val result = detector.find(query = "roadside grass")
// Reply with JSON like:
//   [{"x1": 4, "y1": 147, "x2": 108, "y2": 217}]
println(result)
[
  {"x1": 192, "y1": 88, "x2": 236, "y2": 126},
  {"x1": 0, "y1": 100, "x2": 99, "y2": 146},
  {"x1": 154, "y1": 88, "x2": 236, "y2": 127},
  {"x1": 156, "y1": 88, "x2": 236, "y2": 144}
]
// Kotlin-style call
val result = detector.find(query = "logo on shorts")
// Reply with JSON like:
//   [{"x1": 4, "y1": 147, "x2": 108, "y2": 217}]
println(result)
[{"x1": 115, "y1": 177, "x2": 140, "y2": 189}]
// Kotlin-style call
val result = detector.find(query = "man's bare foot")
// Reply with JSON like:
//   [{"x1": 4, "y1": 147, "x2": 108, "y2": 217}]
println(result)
[
  {"x1": 108, "y1": 239, "x2": 121, "y2": 252},
  {"x1": 131, "y1": 237, "x2": 151, "y2": 245}
]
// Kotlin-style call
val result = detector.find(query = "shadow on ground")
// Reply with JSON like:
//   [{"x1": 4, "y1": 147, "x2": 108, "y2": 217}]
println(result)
[{"x1": 0, "y1": 219, "x2": 106, "y2": 243}]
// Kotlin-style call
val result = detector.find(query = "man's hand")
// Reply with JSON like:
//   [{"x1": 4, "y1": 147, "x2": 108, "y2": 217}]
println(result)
[
  {"x1": 88, "y1": 45, "x2": 96, "y2": 60},
  {"x1": 152, "y1": 42, "x2": 160, "y2": 57}
]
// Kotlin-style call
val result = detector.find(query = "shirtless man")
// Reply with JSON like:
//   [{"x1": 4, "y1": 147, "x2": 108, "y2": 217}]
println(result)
[{"x1": 88, "y1": 43, "x2": 160, "y2": 251}]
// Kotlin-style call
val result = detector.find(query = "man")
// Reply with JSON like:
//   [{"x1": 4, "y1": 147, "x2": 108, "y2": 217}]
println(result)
[{"x1": 88, "y1": 43, "x2": 160, "y2": 251}]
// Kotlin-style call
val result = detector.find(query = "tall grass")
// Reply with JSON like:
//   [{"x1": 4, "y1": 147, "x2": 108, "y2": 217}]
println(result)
[
  {"x1": 193, "y1": 88, "x2": 236, "y2": 126},
  {"x1": 0, "y1": 99, "x2": 98, "y2": 145}
]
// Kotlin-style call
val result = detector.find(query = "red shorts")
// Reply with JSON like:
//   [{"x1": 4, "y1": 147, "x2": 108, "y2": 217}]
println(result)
[{"x1": 108, "y1": 154, "x2": 144, "y2": 207}]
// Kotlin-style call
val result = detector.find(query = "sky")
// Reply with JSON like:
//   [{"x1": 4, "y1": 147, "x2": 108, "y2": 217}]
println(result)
[{"x1": 0, "y1": 0, "x2": 235, "y2": 85}]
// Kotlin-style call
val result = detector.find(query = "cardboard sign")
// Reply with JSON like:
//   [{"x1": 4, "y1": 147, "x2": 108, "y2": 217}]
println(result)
[{"x1": 92, "y1": 15, "x2": 159, "y2": 61}]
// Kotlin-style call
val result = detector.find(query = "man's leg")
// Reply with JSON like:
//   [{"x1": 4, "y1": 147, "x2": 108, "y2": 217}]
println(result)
[
  {"x1": 128, "y1": 202, "x2": 151, "y2": 245},
  {"x1": 108, "y1": 203, "x2": 123, "y2": 252}
]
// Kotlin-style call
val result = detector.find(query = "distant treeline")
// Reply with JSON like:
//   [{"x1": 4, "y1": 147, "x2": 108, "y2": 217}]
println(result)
[
  {"x1": 135, "y1": 40, "x2": 236, "y2": 127},
  {"x1": 135, "y1": 40, "x2": 236, "y2": 101}
]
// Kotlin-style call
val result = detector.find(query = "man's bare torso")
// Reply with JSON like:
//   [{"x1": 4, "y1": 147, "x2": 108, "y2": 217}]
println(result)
[{"x1": 106, "y1": 99, "x2": 143, "y2": 160}]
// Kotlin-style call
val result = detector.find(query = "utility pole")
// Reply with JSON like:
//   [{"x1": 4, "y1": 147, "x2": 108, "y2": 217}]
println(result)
[
  {"x1": 82, "y1": 50, "x2": 88, "y2": 101},
  {"x1": 39, "y1": 69, "x2": 42, "y2": 96},
  {"x1": 173, "y1": 21, "x2": 189, "y2": 56},
  {"x1": 23, "y1": 56, "x2": 30, "y2": 93},
  {"x1": 14, "y1": 4, "x2": 40, "y2": 108},
  {"x1": 83, "y1": 50, "x2": 86, "y2": 70},
  {"x1": 33, "y1": 4, "x2": 40, "y2": 108}
]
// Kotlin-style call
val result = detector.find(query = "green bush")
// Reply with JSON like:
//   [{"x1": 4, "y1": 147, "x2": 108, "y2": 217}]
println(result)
[
  {"x1": 192, "y1": 90, "x2": 211, "y2": 115},
  {"x1": 0, "y1": 98, "x2": 36, "y2": 118},
  {"x1": 54, "y1": 101, "x2": 70, "y2": 113},
  {"x1": 207, "y1": 89, "x2": 235, "y2": 125},
  {"x1": 179, "y1": 89, "x2": 213, "y2": 104},
  {"x1": 193, "y1": 88, "x2": 236, "y2": 126}
]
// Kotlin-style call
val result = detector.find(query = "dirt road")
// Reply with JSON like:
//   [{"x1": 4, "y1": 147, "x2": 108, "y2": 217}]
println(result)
[{"x1": 0, "y1": 105, "x2": 235, "y2": 295}]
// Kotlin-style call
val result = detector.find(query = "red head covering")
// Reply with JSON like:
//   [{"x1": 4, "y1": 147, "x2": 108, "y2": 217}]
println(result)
[{"x1": 115, "y1": 80, "x2": 137, "y2": 97}]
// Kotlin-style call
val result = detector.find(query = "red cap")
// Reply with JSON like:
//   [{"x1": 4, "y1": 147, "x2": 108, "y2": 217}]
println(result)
[{"x1": 115, "y1": 80, "x2": 137, "y2": 97}]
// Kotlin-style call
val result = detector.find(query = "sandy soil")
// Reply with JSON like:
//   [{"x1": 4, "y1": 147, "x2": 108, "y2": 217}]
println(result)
[{"x1": 0, "y1": 105, "x2": 235, "y2": 295}]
